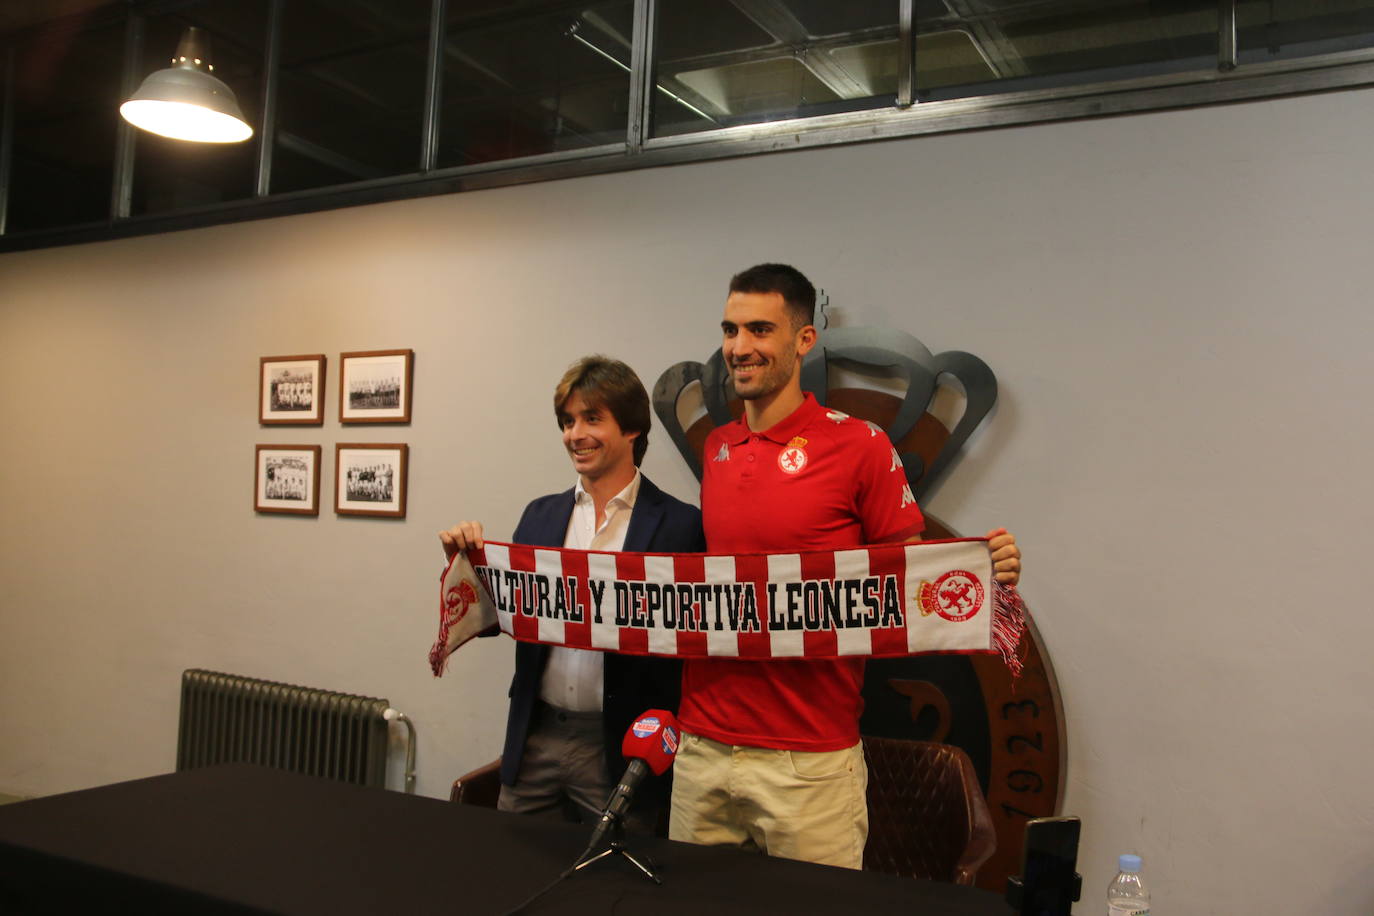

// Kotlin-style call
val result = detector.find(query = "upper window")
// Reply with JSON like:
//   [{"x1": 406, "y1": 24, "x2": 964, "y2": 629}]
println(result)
[
  {"x1": 4, "y1": 0, "x2": 1374, "y2": 247},
  {"x1": 436, "y1": 0, "x2": 636, "y2": 167},
  {"x1": 651, "y1": 0, "x2": 899, "y2": 137},
  {"x1": 1237, "y1": 0, "x2": 1374, "y2": 61},
  {"x1": 270, "y1": 0, "x2": 433, "y2": 194}
]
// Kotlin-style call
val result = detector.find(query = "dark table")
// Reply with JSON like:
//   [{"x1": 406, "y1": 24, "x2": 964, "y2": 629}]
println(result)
[{"x1": 0, "y1": 764, "x2": 1008, "y2": 915}]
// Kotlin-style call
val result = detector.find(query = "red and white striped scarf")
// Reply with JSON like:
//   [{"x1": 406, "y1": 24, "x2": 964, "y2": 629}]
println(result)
[{"x1": 429, "y1": 539, "x2": 1024, "y2": 675}]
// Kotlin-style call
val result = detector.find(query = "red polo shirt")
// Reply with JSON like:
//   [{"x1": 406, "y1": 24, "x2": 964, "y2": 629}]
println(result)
[{"x1": 679, "y1": 393, "x2": 925, "y2": 751}]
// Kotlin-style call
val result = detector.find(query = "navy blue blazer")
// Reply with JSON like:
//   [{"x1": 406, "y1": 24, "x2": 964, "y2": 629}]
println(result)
[{"x1": 499, "y1": 474, "x2": 705, "y2": 788}]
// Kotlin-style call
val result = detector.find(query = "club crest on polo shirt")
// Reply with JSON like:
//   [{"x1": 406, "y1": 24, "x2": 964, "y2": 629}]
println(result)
[
  {"x1": 631, "y1": 715, "x2": 661, "y2": 738},
  {"x1": 778, "y1": 436, "x2": 808, "y2": 475},
  {"x1": 713, "y1": 443, "x2": 730, "y2": 462}
]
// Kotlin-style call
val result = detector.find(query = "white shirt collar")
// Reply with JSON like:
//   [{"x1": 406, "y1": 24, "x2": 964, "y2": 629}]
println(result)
[{"x1": 573, "y1": 469, "x2": 642, "y2": 510}]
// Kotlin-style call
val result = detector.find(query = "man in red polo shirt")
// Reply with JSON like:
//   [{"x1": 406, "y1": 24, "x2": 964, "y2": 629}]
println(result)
[{"x1": 669, "y1": 263, "x2": 1022, "y2": 868}]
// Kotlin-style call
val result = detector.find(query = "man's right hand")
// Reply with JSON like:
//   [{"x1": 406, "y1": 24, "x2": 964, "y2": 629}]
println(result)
[{"x1": 438, "y1": 521, "x2": 485, "y2": 560}]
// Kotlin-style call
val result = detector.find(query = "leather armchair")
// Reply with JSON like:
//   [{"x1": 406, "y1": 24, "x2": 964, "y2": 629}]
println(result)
[
  {"x1": 862, "y1": 736, "x2": 996, "y2": 885},
  {"x1": 449, "y1": 757, "x2": 502, "y2": 807}
]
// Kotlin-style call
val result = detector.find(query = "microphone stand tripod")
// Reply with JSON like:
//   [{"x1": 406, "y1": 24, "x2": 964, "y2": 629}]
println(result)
[{"x1": 573, "y1": 814, "x2": 662, "y2": 884}]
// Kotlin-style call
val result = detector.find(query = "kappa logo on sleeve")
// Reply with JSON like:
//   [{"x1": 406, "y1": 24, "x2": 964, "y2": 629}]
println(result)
[
  {"x1": 900, "y1": 483, "x2": 916, "y2": 508},
  {"x1": 713, "y1": 443, "x2": 730, "y2": 462}
]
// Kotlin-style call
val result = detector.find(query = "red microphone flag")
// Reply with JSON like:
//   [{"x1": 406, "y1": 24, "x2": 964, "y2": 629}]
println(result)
[{"x1": 621, "y1": 709, "x2": 679, "y2": 776}]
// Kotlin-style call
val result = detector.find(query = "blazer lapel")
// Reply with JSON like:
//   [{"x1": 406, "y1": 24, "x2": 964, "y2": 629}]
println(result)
[
  {"x1": 522, "y1": 490, "x2": 575, "y2": 548},
  {"x1": 623, "y1": 476, "x2": 665, "y2": 552}
]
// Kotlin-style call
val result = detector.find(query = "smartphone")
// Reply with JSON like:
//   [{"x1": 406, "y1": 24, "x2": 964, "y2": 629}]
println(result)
[{"x1": 1011, "y1": 816, "x2": 1082, "y2": 915}]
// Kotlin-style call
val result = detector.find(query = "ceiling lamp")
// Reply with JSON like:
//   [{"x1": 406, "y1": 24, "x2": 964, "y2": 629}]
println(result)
[{"x1": 119, "y1": 27, "x2": 253, "y2": 143}]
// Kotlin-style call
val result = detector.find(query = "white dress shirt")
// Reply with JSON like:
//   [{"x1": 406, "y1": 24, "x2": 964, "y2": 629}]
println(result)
[{"x1": 537, "y1": 471, "x2": 642, "y2": 711}]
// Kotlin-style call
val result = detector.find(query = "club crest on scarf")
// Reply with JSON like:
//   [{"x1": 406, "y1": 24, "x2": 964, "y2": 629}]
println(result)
[
  {"x1": 443, "y1": 580, "x2": 478, "y2": 627},
  {"x1": 918, "y1": 569, "x2": 985, "y2": 622}
]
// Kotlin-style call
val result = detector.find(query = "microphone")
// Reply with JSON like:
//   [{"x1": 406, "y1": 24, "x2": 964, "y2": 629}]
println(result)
[{"x1": 584, "y1": 709, "x2": 680, "y2": 855}]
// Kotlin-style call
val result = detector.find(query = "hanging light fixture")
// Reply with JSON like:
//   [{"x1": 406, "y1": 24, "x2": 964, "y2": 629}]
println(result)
[{"x1": 120, "y1": 27, "x2": 253, "y2": 143}]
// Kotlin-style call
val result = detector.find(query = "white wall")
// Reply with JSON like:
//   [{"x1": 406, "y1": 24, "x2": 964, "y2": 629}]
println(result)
[{"x1": 3, "y1": 87, "x2": 1372, "y2": 913}]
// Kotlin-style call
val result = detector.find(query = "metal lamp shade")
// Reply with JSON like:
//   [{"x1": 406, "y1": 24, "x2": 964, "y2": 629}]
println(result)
[
  {"x1": 120, "y1": 28, "x2": 252, "y2": 143},
  {"x1": 121, "y1": 67, "x2": 252, "y2": 143}
]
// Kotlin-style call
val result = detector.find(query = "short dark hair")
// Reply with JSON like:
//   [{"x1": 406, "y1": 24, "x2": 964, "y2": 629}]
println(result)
[
  {"x1": 553, "y1": 356, "x2": 651, "y2": 466},
  {"x1": 728, "y1": 263, "x2": 816, "y2": 330}
]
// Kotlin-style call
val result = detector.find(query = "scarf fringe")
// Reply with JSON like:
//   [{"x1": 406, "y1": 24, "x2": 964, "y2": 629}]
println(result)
[
  {"x1": 428, "y1": 638, "x2": 449, "y2": 678},
  {"x1": 992, "y1": 579, "x2": 1027, "y2": 679},
  {"x1": 429, "y1": 574, "x2": 480, "y2": 677}
]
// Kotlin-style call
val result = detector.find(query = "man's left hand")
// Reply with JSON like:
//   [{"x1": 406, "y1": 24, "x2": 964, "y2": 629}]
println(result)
[{"x1": 986, "y1": 528, "x2": 1021, "y2": 586}]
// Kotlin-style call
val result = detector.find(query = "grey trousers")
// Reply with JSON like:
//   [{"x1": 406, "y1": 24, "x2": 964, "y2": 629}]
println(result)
[{"x1": 497, "y1": 702, "x2": 656, "y2": 834}]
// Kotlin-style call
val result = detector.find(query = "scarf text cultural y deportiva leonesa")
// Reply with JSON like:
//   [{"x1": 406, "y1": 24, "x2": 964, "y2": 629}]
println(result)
[{"x1": 430, "y1": 539, "x2": 1024, "y2": 675}]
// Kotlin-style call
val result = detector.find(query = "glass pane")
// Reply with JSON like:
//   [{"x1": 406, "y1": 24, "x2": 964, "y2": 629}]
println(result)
[
  {"x1": 131, "y1": 1, "x2": 266, "y2": 216},
  {"x1": 435, "y1": 0, "x2": 635, "y2": 169},
  {"x1": 6, "y1": 18, "x2": 125, "y2": 232},
  {"x1": 652, "y1": 0, "x2": 899, "y2": 138},
  {"x1": 1237, "y1": 0, "x2": 1374, "y2": 61},
  {"x1": 271, "y1": 0, "x2": 431, "y2": 194},
  {"x1": 917, "y1": 0, "x2": 1219, "y2": 100}
]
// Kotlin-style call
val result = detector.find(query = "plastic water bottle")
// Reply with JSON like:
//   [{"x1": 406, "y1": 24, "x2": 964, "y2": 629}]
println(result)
[{"x1": 1107, "y1": 854, "x2": 1150, "y2": 915}]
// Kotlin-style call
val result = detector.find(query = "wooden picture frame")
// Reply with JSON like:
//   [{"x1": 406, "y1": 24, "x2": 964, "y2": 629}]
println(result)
[
  {"x1": 339, "y1": 349, "x2": 413, "y2": 424},
  {"x1": 255, "y1": 445, "x2": 322, "y2": 515},
  {"x1": 259, "y1": 355, "x2": 326, "y2": 425},
  {"x1": 335, "y1": 443, "x2": 408, "y2": 518}
]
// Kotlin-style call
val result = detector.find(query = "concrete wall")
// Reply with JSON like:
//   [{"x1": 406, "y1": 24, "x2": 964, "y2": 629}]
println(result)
[{"x1": 3, "y1": 86, "x2": 1371, "y2": 913}]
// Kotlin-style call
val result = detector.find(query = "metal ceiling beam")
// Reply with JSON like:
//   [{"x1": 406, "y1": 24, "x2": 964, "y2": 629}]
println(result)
[
  {"x1": 110, "y1": 10, "x2": 142, "y2": 220},
  {"x1": 0, "y1": 47, "x2": 13, "y2": 233},
  {"x1": 625, "y1": 0, "x2": 653, "y2": 151},
  {"x1": 898, "y1": 0, "x2": 916, "y2": 107},
  {"x1": 1220, "y1": 0, "x2": 1238, "y2": 71},
  {"x1": 255, "y1": 0, "x2": 282, "y2": 197},
  {"x1": 727, "y1": 0, "x2": 873, "y2": 98},
  {"x1": 420, "y1": 0, "x2": 445, "y2": 171}
]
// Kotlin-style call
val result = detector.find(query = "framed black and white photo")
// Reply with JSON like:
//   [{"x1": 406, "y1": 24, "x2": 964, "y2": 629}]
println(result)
[
  {"x1": 335, "y1": 443, "x2": 408, "y2": 518},
  {"x1": 255, "y1": 445, "x2": 322, "y2": 515},
  {"x1": 259, "y1": 355, "x2": 326, "y2": 425},
  {"x1": 339, "y1": 349, "x2": 413, "y2": 424}
]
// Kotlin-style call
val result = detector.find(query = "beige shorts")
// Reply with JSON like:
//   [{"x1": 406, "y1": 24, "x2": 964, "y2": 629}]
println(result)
[{"x1": 668, "y1": 731, "x2": 868, "y2": 869}]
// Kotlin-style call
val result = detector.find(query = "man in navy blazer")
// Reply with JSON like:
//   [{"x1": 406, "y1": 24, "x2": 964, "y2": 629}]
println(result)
[{"x1": 441, "y1": 356, "x2": 703, "y2": 829}]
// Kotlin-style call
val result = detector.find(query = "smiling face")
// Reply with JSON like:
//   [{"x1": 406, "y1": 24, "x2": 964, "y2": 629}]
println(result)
[
  {"x1": 559, "y1": 389, "x2": 639, "y2": 484},
  {"x1": 722, "y1": 290, "x2": 815, "y2": 403}
]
